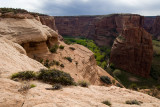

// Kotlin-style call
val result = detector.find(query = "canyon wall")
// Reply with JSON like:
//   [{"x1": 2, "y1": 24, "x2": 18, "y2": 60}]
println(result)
[
  {"x1": 143, "y1": 16, "x2": 160, "y2": 40},
  {"x1": 150, "y1": 16, "x2": 160, "y2": 40},
  {"x1": 55, "y1": 14, "x2": 144, "y2": 46}
]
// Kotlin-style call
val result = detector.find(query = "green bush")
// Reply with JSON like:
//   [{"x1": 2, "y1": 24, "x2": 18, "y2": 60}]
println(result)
[
  {"x1": 60, "y1": 64, "x2": 64, "y2": 68},
  {"x1": 100, "y1": 76, "x2": 112, "y2": 84},
  {"x1": 125, "y1": 100, "x2": 142, "y2": 105},
  {"x1": 50, "y1": 44, "x2": 59, "y2": 53},
  {"x1": 129, "y1": 83, "x2": 138, "y2": 90},
  {"x1": 59, "y1": 45, "x2": 64, "y2": 49},
  {"x1": 30, "y1": 84, "x2": 36, "y2": 88},
  {"x1": 69, "y1": 47, "x2": 75, "y2": 50},
  {"x1": 37, "y1": 69, "x2": 74, "y2": 85},
  {"x1": 110, "y1": 63, "x2": 115, "y2": 70},
  {"x1": 78, "y1": 80, "x2": 90, "y2": 87},
  {"x1": 102, "y1": 100, "x2": 111, "y2": 106},
  {"x1": 113, "y1": 69, "x2": 121, "y2": 77},
  {"x1": 44, "y1": 59, "x2": 50, "y2": 68},
  {"x1": 11, "y1": 71, "x2": 36, "y2": 80},
  {"x1": 55, "y1": 61, "x2": 60, "y2": 66},
  {"x1": 64, "y1": 57, "x2": 72, "y2": 62}
]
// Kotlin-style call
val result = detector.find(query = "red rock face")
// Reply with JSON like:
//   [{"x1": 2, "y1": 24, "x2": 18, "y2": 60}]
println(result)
[
  {"x1": 55, "y1": 16, "x2": 96, "y2": 37},
  {"x1": 55, "y1": 14, "x2": 144, "y2": 46},
  {"x1": 143, "y1": 16, "x2": 160, "y2": 40},
  {"x1": 39, "y1": 16, "x2": 57, "y2": 32},
  {"x1": 143, "y1": 17, "x2": 155, "y2": 33},
  {"x1": 151, "y1": 16, "x2": 160, "y2": 40},
  {"x1": 110, "y1": 27, "x2": 153, "y2": 77}
]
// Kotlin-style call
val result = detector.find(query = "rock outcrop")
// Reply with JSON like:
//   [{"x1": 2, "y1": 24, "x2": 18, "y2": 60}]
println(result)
[
  {"x1": 39, "y1": 16, "x2": 58, "y2": 32},
  {"x1": 0, "y1": 13, "x2": 112, "y2": 85},
  {"x1": 0, "y1": 38, "x2": 45, "y2": 78},
  {"x1": 0, "y1": 17, "x2": 59, "y2": 58},
  {"x1": 110, "y1": 27, "x2": 153, "y2": 77},
  {"x1": 40, "y1": 16, "x2": 63, "y2": 40}
]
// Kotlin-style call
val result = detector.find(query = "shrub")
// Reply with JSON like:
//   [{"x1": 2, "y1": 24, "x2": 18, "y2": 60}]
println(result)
[
  {"x1": 55, "y1": 61, "x2": 60, "y2": 66},
  {"x1": 125, "y1": 100, "x2": 142, "y2": 105},
  {"x1": 44, "y1": 59, "x2": 50, "y2": 68},
  {"x1": 75, "y1": 61, "x2": 78, "y2": 66},
  {"x1": 37, "y1": 69, "x2": 74, "y2": 85},
  {"x1": 129, "y1": 83, "x2": 138, "y2": 90},
  {"x1": 78, "y1": 80, "x2": 90, "y2": 87},
  {"x1": 100, "y1": 76, "x2": 112, "y2": 84},
  {"x1": 113, "y1": 69, "x2": 121, "y2": 77},
  {"x1": 50, "y1": 44, "x2": 58, "y2": 53},
  {"x1": 102, "y1": 100, "x2": 111, "y2": 106},
  {"x1": 112, "y1": 79, "x2": 116, "y2": 84},
  {"x1": 64, "y1": 57, "x2": 72, "y2": 62},
  {"x1": 110, "y1": 63, "x2": 115, "y2": 70},
  {"x1": 116, "y1": 83, "x2": 123, "y2": 88},
  {"x1": 30, "y1": 84, "x2": 36, "y2": 88},
  {"x1": 11, "y1": 71, "x2": 36, "y2": 80},
  {"x1": 59, "y1": 45, "x2": 64, "y2": 49},
  {"x1": 60, "y1": 64, "x2": 64, "y2": 68},
  {"x1": 69, "y1": 47, "x2": 75, "y2": 50},
  {"x1": 51, "y1": 60, "x2": 60, "y2": 66},
  {"x1": 52, "y1": 84, "x2": 62, "y2": 90},
  {"x1": 39, "y1": 59, "x2": 43, "y2": 64}
]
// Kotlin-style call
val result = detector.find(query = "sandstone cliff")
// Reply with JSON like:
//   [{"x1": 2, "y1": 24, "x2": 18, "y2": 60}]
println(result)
[
  {"x1": 151, "y1": 16, "x2": 160, "y2": 40},
  {"x1": 143, "y1": 16, "x2": 160, "y2": 40},
  {"x1": 110, "y1": 27, "x2": 153, "y2": 77},
  {"x1": 40, "y1": 15, "x2": 63, "y2": 40},
  {"x1": 39, "y1": 16, "x2": 58, "y2": 32},
  {"x1": 143, "y1": 16, "x2": 155, "y2": 33},
  {"x1": 55, "y1": 14, "x2": 144, "y2": 46}
]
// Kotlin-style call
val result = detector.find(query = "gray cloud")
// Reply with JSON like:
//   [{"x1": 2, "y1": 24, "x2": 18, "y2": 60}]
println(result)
[{"x1": 0, "y1": 0, "x2": 160, "y2": 16}]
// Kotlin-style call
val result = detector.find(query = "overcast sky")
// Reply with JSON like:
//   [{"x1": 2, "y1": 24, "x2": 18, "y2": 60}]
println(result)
[{"x1": 0, "y1": 0, "x2": 160, "y2": 16}]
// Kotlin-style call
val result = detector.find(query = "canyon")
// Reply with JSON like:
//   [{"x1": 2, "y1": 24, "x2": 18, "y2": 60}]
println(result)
[{"x1": 0, "y1": 9, "x2": 159, "y2": 107}]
